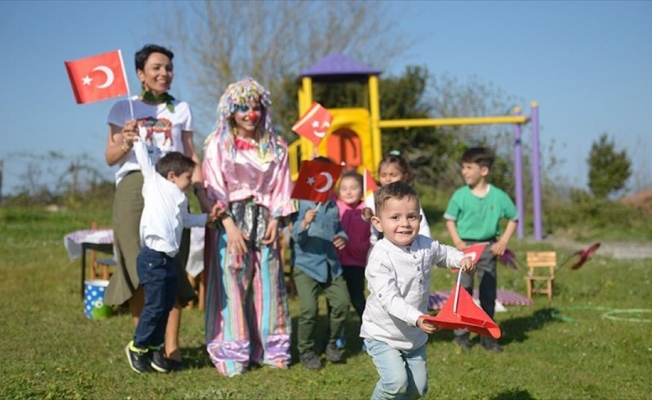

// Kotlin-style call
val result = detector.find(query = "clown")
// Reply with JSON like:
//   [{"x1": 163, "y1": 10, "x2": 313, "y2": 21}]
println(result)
[{"x1": 202, "y1": 78, "x2": 295, "y2": 377}]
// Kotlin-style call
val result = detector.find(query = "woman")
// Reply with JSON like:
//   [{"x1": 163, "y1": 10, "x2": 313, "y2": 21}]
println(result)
[
  {"x1": 202, "y1": 78, "x2": 294, "y2": 377},
  {"x1": 103, "y1": 44, "x2": 212, "y2": 370}
]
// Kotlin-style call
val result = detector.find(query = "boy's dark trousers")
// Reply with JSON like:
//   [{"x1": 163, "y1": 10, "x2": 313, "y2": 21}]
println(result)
[
  {"x1": 454, "y1": 240, "x2": 497, "y2": 337},
  {"x1": 133, "y1": 246, "x2": 178, "y2": 349}
]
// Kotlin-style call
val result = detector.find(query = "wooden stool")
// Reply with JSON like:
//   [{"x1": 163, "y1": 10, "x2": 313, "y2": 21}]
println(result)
[{"x1": 525, "y1": 251, "x2": 556, "y2": 301}]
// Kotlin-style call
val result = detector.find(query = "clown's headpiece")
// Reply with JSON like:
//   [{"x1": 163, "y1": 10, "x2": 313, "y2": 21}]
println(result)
[{"x1": 204, "y1": 77, "x2": 279, "y2": 161}]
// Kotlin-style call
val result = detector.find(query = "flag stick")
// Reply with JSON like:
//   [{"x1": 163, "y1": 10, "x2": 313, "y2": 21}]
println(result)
[
  {"x1": 453, "y1": 268, "x2": 463, "y2": 314},
  {"x1": 117, "y1": 50, "x2": 134, "y2": 120}
]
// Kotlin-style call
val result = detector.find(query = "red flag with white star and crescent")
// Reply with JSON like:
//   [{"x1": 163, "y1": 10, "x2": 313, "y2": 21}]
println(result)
[
  {"x1": 291, "y1": 160, "x2": 343, "y2": 203},
  {"x1": 291, "y1": 102, "x2": 333, "y2": 147},
  {"x1": 65, "y1": 50, "x2": 129, "y2": 104}
]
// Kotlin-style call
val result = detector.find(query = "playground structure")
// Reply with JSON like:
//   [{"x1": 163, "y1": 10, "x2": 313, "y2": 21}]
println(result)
[{"x1": 288, "y1": 53, "x2": 543, "y2": 240}]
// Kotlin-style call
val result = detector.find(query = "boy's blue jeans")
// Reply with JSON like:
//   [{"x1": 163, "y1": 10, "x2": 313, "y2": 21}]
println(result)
[
  {"x1": 364, "y1": 338, "x2": 428, "y2": 400},
  {"x1": 133, "y1": 246, "x2": 178, "y2": 350}
]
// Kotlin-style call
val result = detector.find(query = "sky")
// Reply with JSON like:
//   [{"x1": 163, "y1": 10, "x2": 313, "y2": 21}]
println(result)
[{"x1": 1, "y1": 1, "x2": 651, "y2": 196}]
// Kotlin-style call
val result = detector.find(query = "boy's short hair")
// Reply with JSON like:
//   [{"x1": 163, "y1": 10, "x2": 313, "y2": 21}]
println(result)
[
  {"x1": 461, "y1": 147, "x2": 494, "y2": 169},
  {"x1": 374, "y1": 181, "x2": 419, "y2": 213},
  {"x1": 156, "y1": 151, "x2": 195, "y2": 178},
  {"x1": 312, "y1": 156, "x2": 334, "y2": 164}
]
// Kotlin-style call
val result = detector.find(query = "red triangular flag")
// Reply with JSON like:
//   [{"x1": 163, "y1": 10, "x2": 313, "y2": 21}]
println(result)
[
  {"x1": 292, "y1": 102, "x2": 333, "y2": 146},
  {"x1": 364, "y1": 168, "x2": 378, "y2": 197},
  {"x1": 65, "y1": 50, "x2": 129, "y2": 104},
  {"x1": 451, "y1": 242, "x2": 488, "y2": 273},
  {"x1": 291, "y1": 160, "x2": 343, "y2": 203},
  {"x1": 423, "y1": 283, "x2": 501, "y2": 339}
]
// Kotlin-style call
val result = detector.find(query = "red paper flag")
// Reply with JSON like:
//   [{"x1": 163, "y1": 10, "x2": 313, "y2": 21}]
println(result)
[
  {"x1": 65, "y1": 50, "x2": 129, "y2": 104},
  {"x1": 451, "y1": 242, "x2": 488, "y2": 273},
  {"x1": 291, "y1": 160, "x2": 343, "y2": 203},
  {"x1": 364, "y1": 168, "x2": 378, "y2": 196},
  {"x1": 292, "y1": 102, "x2": 333, "y2": 146},
  {"x1": 423, "y1": 283, "x2": 501, "y2": 339}
]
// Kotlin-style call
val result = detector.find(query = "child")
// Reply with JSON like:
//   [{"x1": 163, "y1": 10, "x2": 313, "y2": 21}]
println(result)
[
  {"x1": 125, "y1": 134, "x2": 220, "y2": 373},
  {"x1": 363, "y1": 152, "x2": 431, "y2": 245},
  {"x1": 291, "y1": 160, "x2": 350, "y2": 370},
  {"x1": 335, "y1": 171, "x2": 371, "y2": 338},
  {"x1": 444, "y1": 147, "x2": 518, "y2": 353},
  {"x1": 361, "y1": 181, "x2": 474, "y2": 399}
]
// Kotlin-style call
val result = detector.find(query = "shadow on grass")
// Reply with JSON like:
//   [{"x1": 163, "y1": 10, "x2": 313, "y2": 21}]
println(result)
[
  {"x1": 182, "y1": 344, "x2": 214, "y2": 370},
  {"x1": 489, "y1": 389, "x2": 535, "y2": 400},
  {"x1": 499, "y1": 307, "x2": 559, "y2": 345}
]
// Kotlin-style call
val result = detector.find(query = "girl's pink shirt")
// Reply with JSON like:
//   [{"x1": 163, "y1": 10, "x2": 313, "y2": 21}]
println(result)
[
  {"x1": 335, "y1": 199, "x2": 371, "y2": 267},
  {"x1": 202, "y1": 136, "x2": 295, "y2": 218}
]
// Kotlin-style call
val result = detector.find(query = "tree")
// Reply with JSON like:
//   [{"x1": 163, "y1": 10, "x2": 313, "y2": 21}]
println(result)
[
  {"x1": 161, "y1": 0, "x2": 414, "y2": 137},
  {"x1": 587, "y1": 133, "x2": 631, "y2": 198}
]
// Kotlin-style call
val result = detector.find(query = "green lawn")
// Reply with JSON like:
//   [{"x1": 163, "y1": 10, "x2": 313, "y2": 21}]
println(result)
[{"x1": 0, "y1": 206, "x2": 650, "y2": 399}]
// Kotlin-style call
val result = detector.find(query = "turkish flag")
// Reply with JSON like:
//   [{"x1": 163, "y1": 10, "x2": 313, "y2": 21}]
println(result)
[
  {"x1": 364, "y1": 168, "x2": 378, "y2": 196},
  {"x1": 65, "y1": 50, "x2": 129, "y2": 104},
  {"x1": 291, "y1": 160, "x2": 343, "y2": 203},
  {"x1": 423, "y1": 282, "x2": 501, "y2": 339},
  {"x1": 292, "y1": 102, "x2": 333, "y2": 146}
]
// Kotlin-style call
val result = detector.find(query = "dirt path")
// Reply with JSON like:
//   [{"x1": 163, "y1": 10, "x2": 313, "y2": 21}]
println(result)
[{"x1": 526, "y1": 236, "x2": 652, "y2": 260}]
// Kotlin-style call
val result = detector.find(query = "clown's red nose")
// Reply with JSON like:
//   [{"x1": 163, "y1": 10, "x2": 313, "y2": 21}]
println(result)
[{"x1": 248, "y1": 111, "x2": 258, "y2": 122}]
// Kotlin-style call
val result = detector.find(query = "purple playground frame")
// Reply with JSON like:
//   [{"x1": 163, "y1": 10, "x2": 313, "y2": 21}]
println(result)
[{"x1": 512, "y1": 103, "x2": 542, "y2": 241}]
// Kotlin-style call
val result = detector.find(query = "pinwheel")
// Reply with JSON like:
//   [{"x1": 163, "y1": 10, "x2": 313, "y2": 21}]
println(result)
[{"x1": 558, "y1": 242, "x2": 601, "y2": 271}]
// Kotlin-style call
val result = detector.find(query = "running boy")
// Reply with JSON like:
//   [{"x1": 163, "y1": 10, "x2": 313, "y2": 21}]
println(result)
[
  {"x1": 361, "y1": 181, "x2": 474, "y2": 399},
  {"x1": 444, "y1": 147, "x2": 518, "y2": 353},
  {"x1": 125, "y1": 131, "x2": 220, "y2": 373}
]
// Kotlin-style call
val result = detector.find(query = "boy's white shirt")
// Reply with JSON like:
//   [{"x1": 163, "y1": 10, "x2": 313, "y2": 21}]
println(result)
[
  {"x1": 133, "y1": 139, "x2": 207, "y2": 257},
  {"x1": 360, "y1": 235, "x2": 465, "y2": 351},
  {"x1": 364, "y1": 192, "x2": 431, "y2": 246}
]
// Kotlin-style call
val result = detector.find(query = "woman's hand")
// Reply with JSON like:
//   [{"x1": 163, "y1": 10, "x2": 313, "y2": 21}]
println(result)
[
  {"x1": 261, "y1": 218, "x2": 279, "y2": 245},
  {"x1": 122, "y1": 120, "x2": 138, "y2": 147},
  {"x1": 223, "y1": 218, "x2": 249, "y2": 256}
]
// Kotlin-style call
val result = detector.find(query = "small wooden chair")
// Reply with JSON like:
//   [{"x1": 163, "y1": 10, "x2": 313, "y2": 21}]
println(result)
[
  {"x1": 90, "y1": 221, "x2": 116, "y2": 280},
  {"x1": 525, "y1": 251, "x2": 556, "y2": 301}
]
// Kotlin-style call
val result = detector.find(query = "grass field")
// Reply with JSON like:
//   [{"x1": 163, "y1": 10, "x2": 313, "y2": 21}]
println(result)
[{"x1": 0, "y1": 206, "x2": 650, "y2": 399}]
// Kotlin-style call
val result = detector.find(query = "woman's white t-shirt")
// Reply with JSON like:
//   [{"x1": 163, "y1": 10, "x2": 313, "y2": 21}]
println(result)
[{"x1": 107, "y1": 97, "x2": 193, "y2": 185}]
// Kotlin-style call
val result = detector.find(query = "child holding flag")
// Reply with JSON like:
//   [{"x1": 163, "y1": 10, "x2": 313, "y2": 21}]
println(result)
[
  {"x1": 291, "y1": 157, "x2": 350, "y2": 370},
  {"x1": 444, "y1": 147, "x2": 518, "y2": 353},
  {"x1": 361, "y1": 181, "x2": 474, "y2": 399}
]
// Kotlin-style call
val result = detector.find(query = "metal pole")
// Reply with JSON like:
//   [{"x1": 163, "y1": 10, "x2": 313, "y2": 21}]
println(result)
[
  {"x1": 531, "y1": 102, "x2": 543, "y2": 240},
  {"x1": 512, "y1": 108, "x2": 524, "y2": 239}
]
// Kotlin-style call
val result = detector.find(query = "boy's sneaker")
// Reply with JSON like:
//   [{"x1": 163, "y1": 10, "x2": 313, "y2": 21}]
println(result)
[
  {"x1": 480, "y1": 336, "x2": 503, "y2": 353},
  {"x1": 125, "y1": 341, "x2": 151, "y2": 373},
  {"x1": 325, "y1": 343, "x2": 343, "y2": 363},
  {"x1": 299, "y1": 350, "x2": 323, "y2": 371},
  {"x1": 149, "y1": 346, "x2": 170, "y2": 372},
  {"x1": 454, "y1": 333, "x2": 473, "y2": 352}
]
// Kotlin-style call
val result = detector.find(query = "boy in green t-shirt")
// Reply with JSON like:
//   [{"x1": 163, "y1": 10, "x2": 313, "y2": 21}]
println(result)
[{"x1": 443, "y1": 147, "x2": 518, "y2": 353}]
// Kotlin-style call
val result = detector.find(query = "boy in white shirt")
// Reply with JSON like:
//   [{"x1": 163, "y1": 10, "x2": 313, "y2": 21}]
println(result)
[
  {"x1": 125, "y1": 132, "x2": 220, "y2": 374},
  {"x1": 360, "y1": 181, "x2": 474, "y2": 399}
]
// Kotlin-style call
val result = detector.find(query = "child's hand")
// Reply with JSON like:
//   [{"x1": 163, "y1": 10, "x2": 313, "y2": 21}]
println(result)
[
  {"x1": 459, "y1": 257, "x2": 475, "y2": 273},
  {"x1": 490, "y1": 240, "x2": 507, "y2": 256},
  {"x1": 362, "y1": 207, "x2": 374, "y2": 221},
  {"x1": 302, "y1": 209, "x2": 317, "y2": 229},
  {"x1": 333, "y1": 235, "x2": 346, "y2": 250},
  {"x1": 122, "y1": 120, "x2": 138, "y2": 145},
  {"x1": 417, "y1": 316, "x2": 439, "y2": 334},
  {"x1": 208, "y1": 204, "x2": 225, "y2": 223}
]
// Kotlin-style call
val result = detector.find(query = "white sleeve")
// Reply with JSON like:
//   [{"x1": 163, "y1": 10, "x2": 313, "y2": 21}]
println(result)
[
  {"x1": 132, "y1": 140, "x2": 156, "y2": 181},
  {"x1": 366, "y1": 248, "x2": 423, "y2": 326},
  {"x1": 430, "y1": 239, "x2": 466, "y2": 269}
]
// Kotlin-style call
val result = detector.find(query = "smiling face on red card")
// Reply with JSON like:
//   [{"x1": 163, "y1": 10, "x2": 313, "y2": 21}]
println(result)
[{"x1": 292, "y1": 103, "x2": 333, "y2": 146}]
